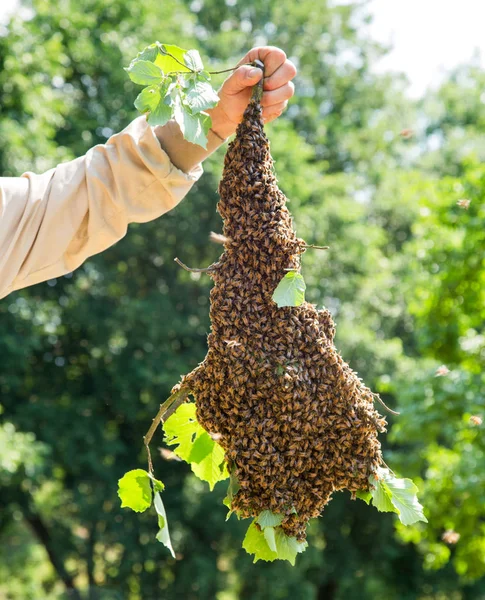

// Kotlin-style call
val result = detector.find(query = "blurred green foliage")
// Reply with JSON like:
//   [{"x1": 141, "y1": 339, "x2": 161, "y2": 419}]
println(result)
[{"x1": 0, "y1": 0, "x2": 484, "y2": 598}]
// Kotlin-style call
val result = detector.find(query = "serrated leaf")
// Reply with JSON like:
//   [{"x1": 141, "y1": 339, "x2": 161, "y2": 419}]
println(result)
[
  {"x1": 148, "y1": 472, "x2": 165, "y2": 493},
  {"x1": 377, "y1": 468, "x2": 428, "y2": 525},
  {"x1": 184, "y1": 49, "x2": 204, "y2": 71},
  {"x1": 223, "y1": 469, "x2": 241, "y2": 519},
  {"x1": 173, "y1": 97, "x2": 211, "y2": 148},
  {"x1": 154, "y1": 491, "x2": 175, "y2": 558},
  {"x1": 369, "y1": 468, "x2": 428, "y2": 525},
  {"x1": 191, "y1": 441, "x2": 228, "y2": 490},
  {"x1": 188, "y1": 431, "x2": 213, "y2": 463},
  {"x1": 125, "y1": 60, "x2": 164, "y2": 86},
  {"x1": 134, "y1": 85, "x2": 162, "y2": 114},
  {"x1": 256, "y1": 510, "x2": 284, "y2": 529},
  {"x1": 155, "y1": 44, "x2": 191, "y2": 74},
  {"x1": 163, "y1": 403, "x2": 228, "y2": 489},
  {"x1": 264, "y1": 526, "x2": 277, "y2": 552},
  {"x1": 118, "y1": 469, "x2": 152, "y2": 513},
  {"x1": 134, "y1": 80, "x2": 173, "y2": 127},
  {"x1": 355, "y1": 489, "x2": 372, "y2": 504},
  {"x1": 147, "y1": 98, "x2": 172, "y2": 127},
  {"x1": 163, "y1": 402, "x2": 203, "y2": 461},
  {"x1": 242, "y1": 521, "x2": 308, "y2": 565},
  {"x1": 272, "y1": 271, "x2": 306, "y2": 308},
  {"x1": 134, "y1": 43, "x2": 159, "y2": 63},
  {"x1": 370, "y1": 475, "x2": 395, "y2": 513},
  {"x1": 185, "y1": 80, "x2": 220, "y2": 113},
  {"x1": 274, "y1": 528, "x2": 308, "y2": 566},
  {"x1": 227, "y1": 470, "x2": 241, "y2": 499},
  {"x1": 242, "y1": 522, "x2": 278, "y2": 563}
]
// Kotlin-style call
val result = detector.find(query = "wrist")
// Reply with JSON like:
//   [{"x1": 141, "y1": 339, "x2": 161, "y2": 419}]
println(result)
[{"x1": 206, "y1": 106, "x2": 236, "y2": 141}]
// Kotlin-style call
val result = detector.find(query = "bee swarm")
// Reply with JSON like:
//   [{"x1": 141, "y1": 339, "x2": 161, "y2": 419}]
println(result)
[{"x1": 174, "y1": 98, "x2": 386, "y2": 541}]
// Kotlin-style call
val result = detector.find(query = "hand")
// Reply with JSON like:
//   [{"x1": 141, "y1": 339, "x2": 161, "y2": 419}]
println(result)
[{"x1": 208, "y1": 46, "x2": 297, "y2": 140}]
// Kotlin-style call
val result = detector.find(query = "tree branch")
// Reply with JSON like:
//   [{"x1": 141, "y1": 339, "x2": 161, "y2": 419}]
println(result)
[
  {"x1": 144, "y1": 386, "x2": 191, "y2": 474},
  {"x1": 174, "y1": 257, "x2": 216, "y2": 273},
  {"x1": 302, "y1": 244, "x2": 330, "y2": 250},
  {"x1": 209, "y1": 62, "x2": 252, "y2": 75},
  {"x1": 372, "y1": 393, "x2": 400, "y2": 416}
]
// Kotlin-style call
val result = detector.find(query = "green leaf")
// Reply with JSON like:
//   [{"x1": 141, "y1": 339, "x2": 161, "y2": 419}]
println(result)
[
  {"x1": 198, "y1": 70, "x2": 211, "y2": 82},
  {"x1": 125, "y1": 60, "x2": 164, "y2": 86},
  {"x1": 184, "y1": 49, "x2": 204, "y2": 71},
  {"x1": 163, "y1": 402, "x2": 204, "y2": 462},
  {"x1": 148, "y1": 472, "x2": 165, "y2": 493},
  {"x1": 379, "y1": 468, "x2": 428, "y2": 525},
  {"x1": 133, "y1": 43, "x2": 159, "y2": 63},
  {"x1": 155, "y1": 44, "x2": 191, "y2": 74},
  {"x1": 117, "y1": 469, "x2": 153, "y2": 513},
  {"x1": 273, "y1": 528, "x2": 308, "y2": 566},
  {"x1": 355, "y1": 489, "x2": 372, "y2": 505},
  {"x1": 242, "y1": 522, "x2": 278, "y2": 563},
  {"x1": 163, "y1": 403, "x2": 228, "y2": 489},
  {"x1": 272, "y1": 271, "x2": 306, "y2": 308},
  {"x1": 134, "y1": 80, "x2": 172, "y2": 127},
  {"x1": 369, "y1": 468, "x2": 428, "y2": 525},
  {"x1": 191, "y1": 441, "x2": 228, "y2": 490},
  {"x1": 147, "y1": 97, "x2": 172, "y2": 128},
  {"x1": 173, "y1": 98, "x2": 211, "y2": 148},
  {"x1": 242, "y1": 521, "x2": 308, "y2": 565},
  {"x1": 154, "y1": 491, "x2": 175, "y2": 558},
  {"x1": 263, "y1": 526, "x2": 277, "y2": 552},
  {"x1": 188, "y1": 431, "x2": 213, "y2": 463},
  {"x1": 256, "y1": 510, "x2": 284, "y2": 529},
  {"x1": 185, "y1": 80, "x2": 219, "y2": 113},
  {"x1": 370, "y1": 474, "x2": 395, "y2": 513},
  {"x1": 134, "y1": 85, "x2": 162, "y2": 114},
  {"x1": 223, "y1": 469, "x2": 241, "y2": 519}
]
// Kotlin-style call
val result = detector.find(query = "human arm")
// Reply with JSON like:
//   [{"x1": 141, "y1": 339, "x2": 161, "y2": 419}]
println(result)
[{"x1": 0, "y1": 46, "x2": 296, "y2": 299}]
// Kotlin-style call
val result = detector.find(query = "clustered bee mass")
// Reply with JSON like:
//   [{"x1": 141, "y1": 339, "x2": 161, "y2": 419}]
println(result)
[{"x1": 172, "y1": 87, "x2": 387, "y2": 541}]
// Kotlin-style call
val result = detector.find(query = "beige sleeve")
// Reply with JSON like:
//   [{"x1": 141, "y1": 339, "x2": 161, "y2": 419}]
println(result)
[{"x1": 0, "y1": 116, "x2": 203, "y2": 299}]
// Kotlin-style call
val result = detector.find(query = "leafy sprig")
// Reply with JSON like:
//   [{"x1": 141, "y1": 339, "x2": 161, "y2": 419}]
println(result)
[
  {"x1": 356, "y1": 467, "x2": 428, "y2": 525},
  {"x1": 117, "y1": 469, "x2": 175, "y2": 557},
  {"x1": 162, "y1": 402, "x2": 228, "y2": 490},
  {"x1": 242, "y1": 511, "x2": 308, "y2": 565},
  {"x1": 125, "y1": 42, "x2": 224, "y2": 148}
]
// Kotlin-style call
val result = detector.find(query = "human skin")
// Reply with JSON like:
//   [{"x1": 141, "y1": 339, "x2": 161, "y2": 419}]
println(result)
[{"x1": 156, "y1": 46, "x2": 297, "y2": 173}]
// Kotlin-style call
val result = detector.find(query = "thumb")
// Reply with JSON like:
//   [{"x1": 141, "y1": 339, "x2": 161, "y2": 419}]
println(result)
[{"x1": 223, "y1": 65, "x2": 263, "y2": 94}]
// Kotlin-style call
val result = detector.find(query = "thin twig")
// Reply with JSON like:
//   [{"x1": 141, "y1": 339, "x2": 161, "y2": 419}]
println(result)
[
  {"x1": 159, "y1": 46, "x2": 250, "y2": 76},
  {"x1": 380, "y1": 458, "x2": 396, "y2": 476},
  {"x1": 209, "y1": 232, "x2": 231, "y2": 245},
  {"x1": 143, "y1": 387, "x2": 191, "y2": 474},
  {"x1": 174, "y1": 257, "x2": 215, "y2": 273},
  {"x1": 209, "y1": 62, "x2": 252, "y2": 75},
  {"x1": 372, "y1": 393, "x2": 400, "y2": 416},
  {"x1": 159, "y1": 47, "x2": 192, "y2": 72},
  {"x1": 302, "y1": 244, "x2": 330, "y2": 250}
]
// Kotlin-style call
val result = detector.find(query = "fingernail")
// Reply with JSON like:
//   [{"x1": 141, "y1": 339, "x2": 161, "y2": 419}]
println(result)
[{"x1": 248, "y1": 67, "x2": 261, "y2": 78}]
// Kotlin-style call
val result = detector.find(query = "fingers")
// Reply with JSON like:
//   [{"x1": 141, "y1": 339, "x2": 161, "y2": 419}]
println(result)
[
  {"x1": 238, "y1": 46, "x2": 288, "y2": 78},
  {"x1": 237, "y1": 45, "x2": 297, "y2": 94},
  {"x1": 263, "y1": 100, "x2": 289, "y2": 123},
  {"x1": 261, "y1": 81, "x2": 295, "y2": 108},
  {"x1": 263, "y1": 59, "x2": 297, "y2": 91},
  {"x1": 221, "y1": 64, "x2": 263, "y2": 96}
]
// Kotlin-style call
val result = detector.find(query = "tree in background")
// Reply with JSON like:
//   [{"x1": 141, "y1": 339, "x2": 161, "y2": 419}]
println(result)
[{"x1": 0, "y1": 0, "x2": 484, "y2": 598}]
